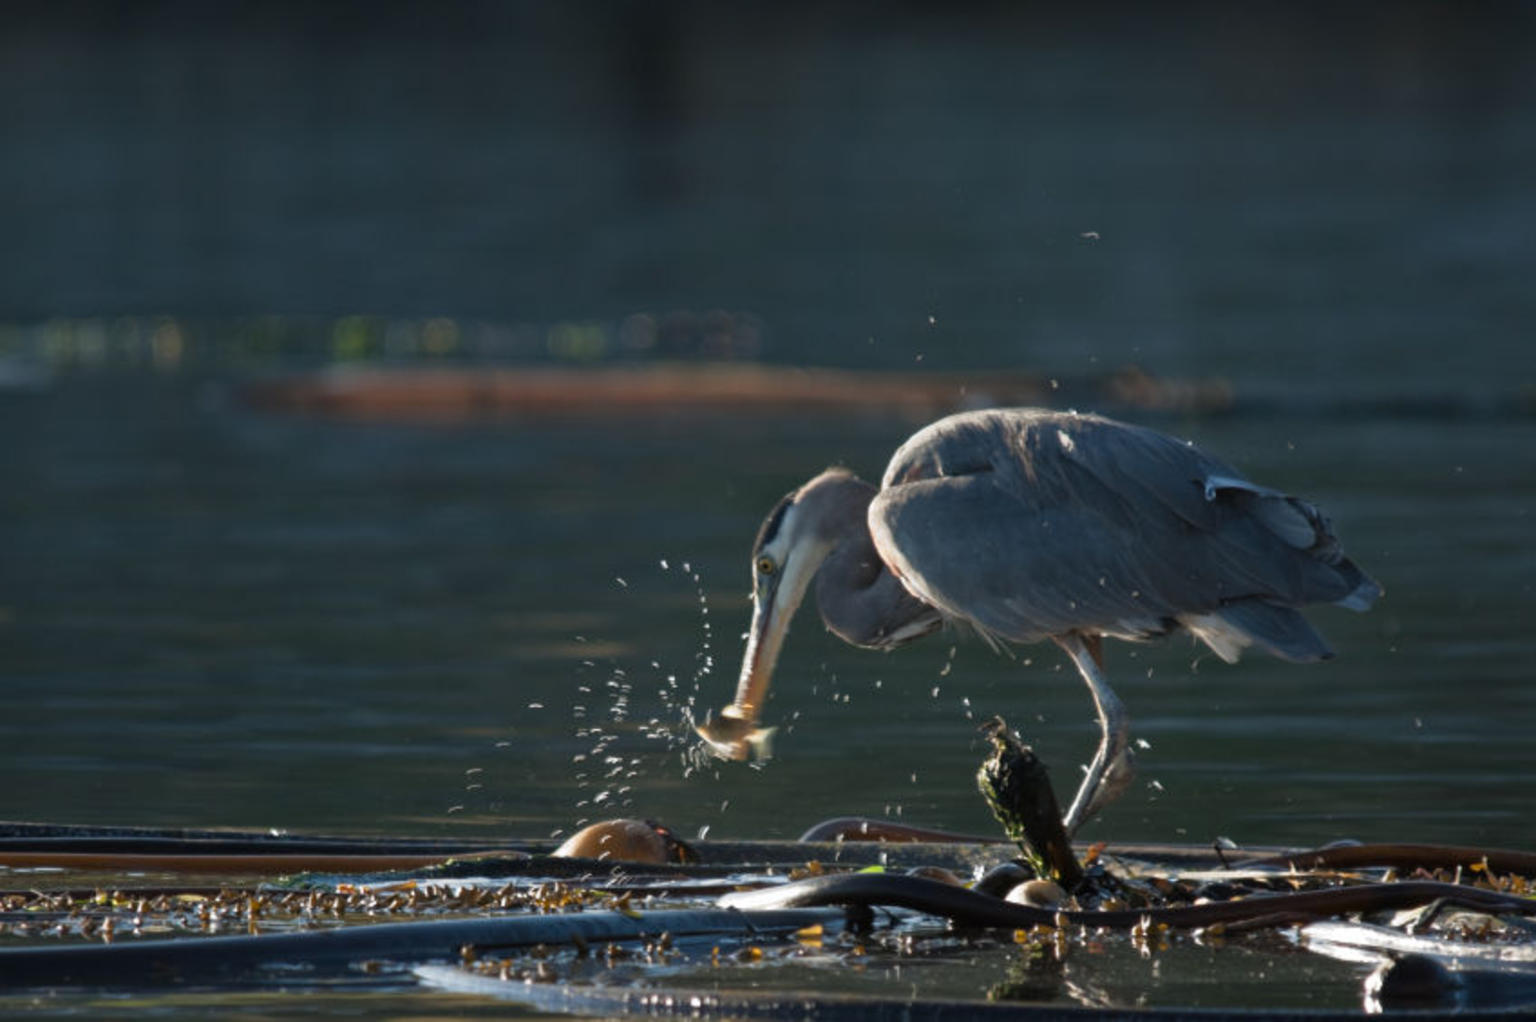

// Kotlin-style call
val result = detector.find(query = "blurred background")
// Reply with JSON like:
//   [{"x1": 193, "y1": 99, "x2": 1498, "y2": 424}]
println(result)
[{"x1": 1, "y1": 1, "x2": 1532, "y2": 849}]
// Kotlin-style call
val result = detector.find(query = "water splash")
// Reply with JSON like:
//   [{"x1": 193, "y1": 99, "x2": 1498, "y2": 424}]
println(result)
[{"x1": 558, "y1": 555, "x2": 744, "y2": 813}]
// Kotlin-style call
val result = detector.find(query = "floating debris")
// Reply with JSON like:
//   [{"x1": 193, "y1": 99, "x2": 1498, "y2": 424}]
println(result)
[{"x1": 551, "y1": 819, "x2": 697, "y2": 865}]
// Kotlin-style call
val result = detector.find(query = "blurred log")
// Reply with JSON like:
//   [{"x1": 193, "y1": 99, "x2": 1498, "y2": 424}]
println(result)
[{"x1": 241, "y1": 364, "x2": 1233, "y2": 422}]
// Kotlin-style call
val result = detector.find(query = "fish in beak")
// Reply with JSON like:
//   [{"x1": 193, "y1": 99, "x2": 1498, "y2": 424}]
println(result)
[
  {"x1": 694, "y1": 557, "x2": 795, "y2": 761},
  {"x1": 696, "y1": 494, "x2": 833, "y2": 761}
]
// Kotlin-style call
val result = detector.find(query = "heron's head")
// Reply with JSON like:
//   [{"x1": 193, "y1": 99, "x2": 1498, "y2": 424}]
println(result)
[{"x1": 696, "y1": 469, "x2": 866, "y2": 760}]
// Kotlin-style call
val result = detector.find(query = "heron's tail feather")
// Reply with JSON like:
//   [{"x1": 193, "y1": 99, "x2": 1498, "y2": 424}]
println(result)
[
  {"x1": 1178, "y1": 612, "x2": 1249, "y2": 663},
  {"x1": 1209, "y1": 481, "x2": 1383, "y2": 611},
  {"x1": 1181, "y1": 599, "x2": 1335, "y2": 664},
  {"x1": 1332, "y1": 558, "x2": 1383, "y2": 611}
]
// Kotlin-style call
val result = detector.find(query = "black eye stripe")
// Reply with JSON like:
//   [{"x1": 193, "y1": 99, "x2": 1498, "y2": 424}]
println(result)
[{"x1": 753, "y1": 492, "x2": 794, "y2": 556}]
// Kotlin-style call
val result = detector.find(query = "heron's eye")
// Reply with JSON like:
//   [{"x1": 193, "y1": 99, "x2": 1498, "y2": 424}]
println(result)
[{"x1": 756, "y1": 556, "x2": 776, "y2": 576}]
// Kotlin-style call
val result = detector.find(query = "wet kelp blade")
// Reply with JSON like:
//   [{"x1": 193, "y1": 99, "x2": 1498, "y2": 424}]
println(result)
[
  {"x1": 0, "y1": 823, "x2": 526, "y2": 873},
  {"x1": 17, "y1": 822, "x2": 1536, "y2": 877},
  {"x1": 720, "y1": 872, "x2": 1536, "y2": 931},
  {"x1": 1241, "y1": 843, "x2": 1536, "y2": 877},
  {"x1": 0, "y1": 820, "x2": 1004, "y2": 878},
  {"x1": 413, "y1": 964, "x2": 1536, "y2": 1022},
  {"x1": 0, "y1": 852, "x2": 492, "y2": 874},
  {"x1": 0, "y1": 821, "x2": 516, "y2": 854},
  {"x1": 0, "y1": 908, "x2": 844, "y2": 989},
  {"x1": 1303, "y1": 920, "x2": 1536, "y2": 967},
  {"x1": 1304, "y1": 921, "x2": 1536, "y2": 1012}
]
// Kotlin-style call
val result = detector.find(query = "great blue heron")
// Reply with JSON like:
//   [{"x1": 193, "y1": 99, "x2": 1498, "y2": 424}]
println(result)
[{"x1": 696, "y1": 408, "x2": 1381, "y2": 833}]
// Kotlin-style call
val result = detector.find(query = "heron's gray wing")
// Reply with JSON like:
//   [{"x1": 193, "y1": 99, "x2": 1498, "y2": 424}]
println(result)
[
  {"x1": 882, "y1": 408, "x2": 1236, "y2": 532},
  {"x1": 870, "y1": 469, "x2": 1187, "y2": 645},
  {"x1": 873, "y1": 409, "x2": 1378, "y2": 661},
  {"x1": 1032, "y1": 415, "x2": 1375, "y2": 606}
]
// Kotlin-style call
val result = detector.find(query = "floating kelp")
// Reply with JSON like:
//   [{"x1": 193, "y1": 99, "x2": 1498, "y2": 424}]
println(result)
[
  {"x1": 1, "y1": 821, "x2": 1533, "y2": 1014},
  {"x1": 1, "y1": 728, "x2": 1534, "y2": 1016}
]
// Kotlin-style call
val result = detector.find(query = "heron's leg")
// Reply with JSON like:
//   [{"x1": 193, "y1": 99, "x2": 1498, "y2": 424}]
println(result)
[{"x1": 1055, "y1": 633, "x2": 1136, "y2": 836}]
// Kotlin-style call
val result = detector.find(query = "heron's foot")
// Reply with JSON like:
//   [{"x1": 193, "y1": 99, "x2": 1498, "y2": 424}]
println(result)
[
  {"x1": 695, "y1": 708, "x2": 776, "y2": 762},
  {"x1": 1062, "y1": 742, "x2": 1136, "y2": 836},
  {"x1": 1061, "y1": 719, "x2": 1134, "y2": 836},
  {"x1": 1078, "y1": 744, "x2": 1137, "y2": 828}
]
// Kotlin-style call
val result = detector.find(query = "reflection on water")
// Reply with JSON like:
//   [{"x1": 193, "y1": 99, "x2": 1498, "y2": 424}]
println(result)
[
  {"x1": 4, "y1": 4, "x2": 1535, "y2": 391},
  {"x1": 0, "y1": 3, "x2": 1533, "y2": 855}
]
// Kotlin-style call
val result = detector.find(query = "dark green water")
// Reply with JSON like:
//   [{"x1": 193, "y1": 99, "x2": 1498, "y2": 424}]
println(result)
[
  {"x1": 1, "y1": 3, "x2": 1534, "y2": 1015},
  {"x1": 3, "y1": 374, "x2": 1532, "y2": 852}
]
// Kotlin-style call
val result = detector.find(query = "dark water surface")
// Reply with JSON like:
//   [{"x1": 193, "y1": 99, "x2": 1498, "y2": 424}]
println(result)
[
  {"x1": 3, "y1": 374, "x2": 1532, "y2": 851},
  {"x1": 2, "y1": 0, "x2": 1534, "y2": 849},
  {"x1": 1, "y1": 4, "x2": 1535, "y2": 1015}
]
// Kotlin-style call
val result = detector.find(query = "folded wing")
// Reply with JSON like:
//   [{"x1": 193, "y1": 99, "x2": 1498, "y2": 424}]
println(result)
[{"x1": 870, "y1": 409, "x2": 1380, "y2": 663}]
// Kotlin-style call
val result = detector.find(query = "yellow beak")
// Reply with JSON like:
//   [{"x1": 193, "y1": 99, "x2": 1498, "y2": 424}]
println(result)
[{"x1": 695, "y1": 571, "x2": 794, "y2": 761}]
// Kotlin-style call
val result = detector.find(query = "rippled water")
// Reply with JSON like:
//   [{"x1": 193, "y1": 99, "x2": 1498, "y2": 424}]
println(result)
[
  {"x1": 3, "y1": 373, "x2": 1532, "y2": 852},
  {"x1": 1, "y1": 8, "x2": 1535, "y2": 1016}
]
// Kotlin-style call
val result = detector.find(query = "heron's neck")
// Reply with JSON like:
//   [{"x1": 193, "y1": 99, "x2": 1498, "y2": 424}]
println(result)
[{"x1": 810, "y1": 480, "x2": 940, "y2": 649}]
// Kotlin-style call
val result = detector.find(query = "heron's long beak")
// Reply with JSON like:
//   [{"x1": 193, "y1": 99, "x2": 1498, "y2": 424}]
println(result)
[{"x1": 695, "y1": 569, "x2": 800, "y2": 762}]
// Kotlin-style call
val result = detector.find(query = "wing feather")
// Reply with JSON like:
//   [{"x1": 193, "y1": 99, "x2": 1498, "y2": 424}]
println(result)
[{"x1": 871, "y1": 408, "x2": 1379, "y2": 657}]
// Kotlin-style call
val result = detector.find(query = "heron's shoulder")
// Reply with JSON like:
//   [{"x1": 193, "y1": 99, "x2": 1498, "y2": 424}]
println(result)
[{"x1": 880, "y1": 407, "x2": 1148, "y2": 488}]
